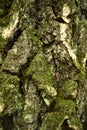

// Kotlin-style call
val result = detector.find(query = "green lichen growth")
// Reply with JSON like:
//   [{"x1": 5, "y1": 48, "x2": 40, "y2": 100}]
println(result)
[
  {"x1": 23, "y1": 51, "x2": 57, "y2": 105},
  {"x1": 77, "y1": 62, "x2": 86, "y2": 76},
  {"x1": 40, "y1": 112, "x2": 64, "y2": 130},
  {"x1": 54, "y1": 98, "x2": 76, "y2": 115},
  {"x1": 54, "y1": 80, "x2": 77, "y2": 116},
  {"x1": 24, "y1": 51, "x2": 53, "y2": 86},
  {"x1": 59, "y1": 80, "x2": 77, "y2": 98},
  {"x1": 0, "y1": 72, "x2": 19, "y2": 87},
  {"x1": 40, "y1": 98, "x2": 82, "y2": 130},
  {"x1": 40, "y1": 111, "x2": 83, "y2": 130},
  {"x1": 28, "y1": 30, "x2": 42, "y2": 47},
  {"x1": 0, "y1": 72, "x2": 22, "y2": 116},
  {"x1": 51, "y1": 78, "x2": 83, "y2": 129}
]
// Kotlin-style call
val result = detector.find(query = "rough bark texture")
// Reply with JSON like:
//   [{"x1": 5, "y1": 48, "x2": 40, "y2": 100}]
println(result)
[{"x1": 0, "y1": 0, "x2": 87, "y2": 130}]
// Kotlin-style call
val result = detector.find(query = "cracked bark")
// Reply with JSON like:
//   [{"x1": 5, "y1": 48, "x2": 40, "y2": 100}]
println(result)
[{"x1": 0, "y1": 0, "x2": 87, "y2": 130}]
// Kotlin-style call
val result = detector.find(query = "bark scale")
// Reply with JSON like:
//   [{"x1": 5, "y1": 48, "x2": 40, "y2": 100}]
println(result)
[{"x1": 0, "y1": 0, "x2": 87, "y2": 130}]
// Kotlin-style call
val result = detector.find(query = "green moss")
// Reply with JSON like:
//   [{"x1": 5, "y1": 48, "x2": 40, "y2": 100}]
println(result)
[
  {"x1": 59, "y1": 80, "x2": 77, "y2": 98},
  {"x1": 54, "y1": 80, "x2": 77, "y2": 118},
  {"x1": 40, "y1": 111, "x2": 83, "y2": 130},
  {"x1": 24, "y1": 51, "x2": 54, "y2": 91},
  {"x1": 76, "y1": 54, "x2": 86, "y2": 77},
  {"x1": 30, "y1": 32, "x2": 42, "y2": 47},
  {"x1": 40, "y1": 112, "x2": 82, "y2": 130},
  {"x1": 23, "y1": 51, "x2": 57, "y2": 105},
  {"x1": 76, "y1": 60, "x2": 86, "y2": 78},
  {"x1": 54, "y1": 98, "x2": 76, "y2": 115},
  {"x1": 0, "y1": 72, "x2": 19, "y2": 86},
  {"x1": 0, "y1": 72, "x2": 22, "y2": 116},
  {"x1": 77, "y1": 64, "x2": 86, "y2": 77},
  {"x1": 40, "y1": 112, "x2": 65, "y2": 130},
  {"x1": 24, "y1": 51, "x2": 51, "y2": 77}
]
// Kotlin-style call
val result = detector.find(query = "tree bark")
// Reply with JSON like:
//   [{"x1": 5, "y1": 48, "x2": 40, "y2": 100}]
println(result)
[{"x1": 0, "y1": 0, "x2": 87, "y2": 130}]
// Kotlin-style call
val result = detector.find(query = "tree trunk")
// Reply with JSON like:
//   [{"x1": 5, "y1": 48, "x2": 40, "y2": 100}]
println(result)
[{"x1": 0, "y1": 0, "x2": 87, "y2": 130}]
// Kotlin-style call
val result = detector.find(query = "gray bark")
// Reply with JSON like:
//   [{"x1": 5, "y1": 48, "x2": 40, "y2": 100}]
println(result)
[{"x1": 0, "y1": 0, "x2": 87, "y2": 130}]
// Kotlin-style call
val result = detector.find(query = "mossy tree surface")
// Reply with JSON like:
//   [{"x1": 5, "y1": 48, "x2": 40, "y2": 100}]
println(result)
[{"x1": 0, "y1": 0, "x2": 87, "y2": 130}]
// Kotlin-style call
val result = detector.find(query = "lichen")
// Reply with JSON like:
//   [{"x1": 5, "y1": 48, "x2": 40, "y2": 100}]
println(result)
[
  {"x1": 39, "y1": 112, "x2": 64, "y2": 130},
  {"x1": 1, "y1": 28, "x2": 42, "y2": 73},
  {"x1": 39, "y1": 111, "x2": 82, "y2": 130},
  {"x1": 0, "y1": 72, "x2": 22, "y2": 116},
  {"x1": 60, "y1": 21, "x2": 86, "y2": 77},
  {"x1": 23, "y1": 51, "x2": 57, "y2": 105},
  {"x1": 1, "y1": 11, "x2": 19, "y2": 39},
  {"x1": 59, "y1": 80, "x2": 77, "y2": 99},
  {"x1": 54, "y1": 98, "x2": 76, "y2": 115}
]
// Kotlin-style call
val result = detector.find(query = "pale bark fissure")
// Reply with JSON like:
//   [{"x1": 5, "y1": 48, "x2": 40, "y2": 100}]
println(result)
[{"x1": 0, "y1": 0, "x2": 87, "y2": 130}]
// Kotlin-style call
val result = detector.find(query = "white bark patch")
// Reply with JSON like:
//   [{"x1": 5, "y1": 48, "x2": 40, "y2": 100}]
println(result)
[
  {"x1": 60, "y1": 23, "x2": 67, "y2": 41},
  {"x1": 62, "y1": 4, "x2": 70, "y2": 17},
  {"x1": 12, "y1": 46, "x2": 18, "y2": 54},
  {"x1": 62, "y1": 4, "x2": 71, "y2": 23},
  {"x1": 60, "y1": 23, "x2": 79, "y2": 70},
  {"x1": 2, "y1": 12, "x2": 19, "y2": 39},
  {"x1": 0, "y1": 103, "x2": 5, "y2": 113},
  {"x1": 60, "y1": 22, "x2": 86, "y2": 74},
  {"x1": 59, "y1": 4, "x2": 87, "y2": 74}
]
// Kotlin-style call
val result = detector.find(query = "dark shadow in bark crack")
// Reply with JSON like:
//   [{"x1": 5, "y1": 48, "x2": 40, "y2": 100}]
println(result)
[
  {"x1": 2, "y1": 114, "x2": 13, "y2": 130},
  {"x1": 62, "y1": 119, "x2": 75, "y2": 130}
]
